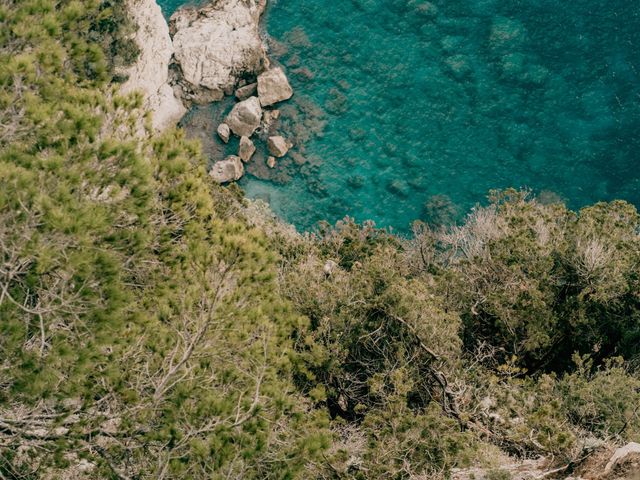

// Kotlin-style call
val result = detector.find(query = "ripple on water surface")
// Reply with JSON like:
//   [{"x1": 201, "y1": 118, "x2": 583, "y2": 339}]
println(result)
[{"x1": 158, "y1": 0, "x2": 640, "y2": 233}]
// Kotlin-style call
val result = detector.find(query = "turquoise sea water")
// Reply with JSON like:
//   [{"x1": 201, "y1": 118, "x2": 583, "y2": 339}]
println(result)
[{"x1": 159, "y1": 0, "x2": 640, "y2": 233}]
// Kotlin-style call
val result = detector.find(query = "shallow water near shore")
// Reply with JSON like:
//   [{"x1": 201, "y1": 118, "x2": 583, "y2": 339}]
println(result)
[{"x1": 159, "y1": 0, "x2": 640, "y2": 233}]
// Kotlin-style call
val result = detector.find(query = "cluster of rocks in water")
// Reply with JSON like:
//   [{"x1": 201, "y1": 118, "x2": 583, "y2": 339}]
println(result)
[
  {"x1": 165, "y1": 0, "x2": 295, "y2": 183},
  {"x1": 209, "y1": 67, "x2": 295, "y2": 183},
  {"x1": 119, "y1": 0, "x2": 296, "y2": 182}
]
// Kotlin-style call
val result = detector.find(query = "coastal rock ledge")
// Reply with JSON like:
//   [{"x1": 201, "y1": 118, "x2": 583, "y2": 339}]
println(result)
[{"x1": 170, "y1": 0, "x2": 269, "y2": 104}]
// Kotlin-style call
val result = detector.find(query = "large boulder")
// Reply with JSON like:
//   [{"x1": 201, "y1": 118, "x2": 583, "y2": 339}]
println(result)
[
  {"x1": 225, "y1": 96, "x2": 262, "y2": 137},
  {"x1": 120, "y1": 0, "x2": 186, "y2": 131},
  {"x1": 257, "y1": 67, "x2": 293, "y2": 106},
  {"x1": 170, "y1": 0, "x2": 268, "y2": 103},
  {"x1": 209, "y1": 155, "x2": 244, "y2": 183}
]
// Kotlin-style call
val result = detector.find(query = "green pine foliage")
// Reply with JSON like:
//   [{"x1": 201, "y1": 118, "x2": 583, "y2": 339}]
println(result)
[{"x1": 1, "y1": 2, "x2": 328, "y2": 477}]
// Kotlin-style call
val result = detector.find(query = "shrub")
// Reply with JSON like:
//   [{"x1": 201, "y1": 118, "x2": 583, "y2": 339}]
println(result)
[
  {"x1": 559, "y1": 354, "x2": 640, "y2": 440},
  {"x1": 408, "y1": 189, "x2": 640, "y2": 372}
]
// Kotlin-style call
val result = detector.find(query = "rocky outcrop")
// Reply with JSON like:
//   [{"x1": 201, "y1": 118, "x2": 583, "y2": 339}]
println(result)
[
  {"x1": 225, "y1": 96, "x2": 263, "y2": 137},
  {"x1": 267, "y1": 135, "x2": 292, "y2": 157},
  {"x1": 170, "y1": 0, "x2": 269, "y2": 104},
  {"x1": 209, "y1": 155, "x2": 244, "y2": 183},
  {"x1": 257, "y1": 67, "x2": 293, "y2": 106},
  {"x1": 120, "y1": 0, "x2": 186, "y2": 131},
  {"x1": 267, "y1": 156, "x2": 276, "y2": 168}
]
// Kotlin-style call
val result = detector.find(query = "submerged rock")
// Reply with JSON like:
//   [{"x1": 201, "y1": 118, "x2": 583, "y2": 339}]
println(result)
[
  {"x1": 346, "y1": 175, "x2": 365, "y2": 189},
  {"x1": 257, "y1": 67, "x2": 293, "y2": 107},
  {"x1": 209, "y1": 155, "x2": 244, "y2": 183},
  {"x1": 292, "y1": 67, "x2": 315, "y2": 82},
  {"x1": 262, "y1": 109, "x2": 281, "y2": 132},
  {"x1": 325, "y1": 88, "x2": 349, "y2": 114},
  {"x1": 239, "y1": 136, "x2": 256, "y2": 162},
  {"x1": 170, "y1": 0, "x2": 268, "y2": 103},
  {"x1": 386, "y1": 179, "x2": 409, "y2": 197},
  {"x1": 411, "y1": 0, "x2": 439, "y2": 18},
  {"x1": 120, "y1": 0, "x2": 186, "y2": 131},
  {"x1": 268, "y1": 136, "x2": 292, "y2": 157},
  {"x1": 225, "y1": 96, "x2": 263, "y2": 137},
  {"x1": 217, "y1": 123, "x2": 231, "y2": 143}
]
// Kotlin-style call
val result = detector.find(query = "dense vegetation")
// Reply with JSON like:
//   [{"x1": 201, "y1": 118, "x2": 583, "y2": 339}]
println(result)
[{"x1": 1, "y1": 1, "x2": 638, "y2": 478}]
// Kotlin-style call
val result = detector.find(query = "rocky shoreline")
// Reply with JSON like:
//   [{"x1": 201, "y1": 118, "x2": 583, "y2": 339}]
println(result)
[{"x1": 122, "y1": 0, "x2": 296, "y2": 183}]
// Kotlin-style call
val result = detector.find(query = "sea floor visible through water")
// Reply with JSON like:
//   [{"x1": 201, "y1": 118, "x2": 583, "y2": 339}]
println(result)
[{"x1": 159, "y1": 0, "x2": 640, "y2": 234}]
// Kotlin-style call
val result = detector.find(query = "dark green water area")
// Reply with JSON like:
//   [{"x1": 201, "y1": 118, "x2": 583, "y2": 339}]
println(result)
[{"x1": 159, "y1": 0, "x2": 640, "y2": 233}]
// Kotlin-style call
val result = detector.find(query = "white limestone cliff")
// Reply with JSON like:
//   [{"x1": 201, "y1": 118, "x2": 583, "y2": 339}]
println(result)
[{"x1": 120, "y1": 0, "x2": 186, "y2": 131}]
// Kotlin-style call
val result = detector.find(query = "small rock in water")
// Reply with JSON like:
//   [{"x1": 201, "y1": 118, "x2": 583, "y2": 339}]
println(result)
[
  {"x1": 217, "y1": 122, "x2": 230, "y2": 143},
  {"x1": 239, "y1": 136, "x2": 256, "y2": 162},
  {"x1": 267, "y1": 156, "x2": 276, "y2": 168},
  {"x1": 209, "y1": 155, "x2": 244, "y2": 183},
  {"x1": 262, "y1": 109, "x2": 281, "y2": 130},
  {"x1": 270, "y1": 109, "x2": 281, "y2": 120},
  {"x1": 257, "y1": 67, "x2": 293, "y2": 107},
  {"x1": 235, "y1": 82, "x2": 257, "y2": 101},
  {"x1": 225, "y1": 96, "x2": 263, "y2": 137},
  {"x1": 268, "y1": 136, "x2": 292, "y2": 157}
]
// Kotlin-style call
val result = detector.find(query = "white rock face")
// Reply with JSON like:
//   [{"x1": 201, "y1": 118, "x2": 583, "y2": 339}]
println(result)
[
  {"x1": 121, "y1": 0, "x2": 186, "y2": 130},
  {"x1": 257, "y1": 67, "x2": 293, "y2": 106},
  {"x1": 148, "y1": 84, "x2": 186, "y2": 130},
  {"x1": 239, "y1": 136, "x2": 256, "y2": 162},
  {"x1": 267, "y1": 135, "x2": 292, "y2": 157},
  {"x1": 209, "y1": 155, "x2": 244, "y2": 183},
  {"x1": 171, "y1": 0, "x2": 268, "y2": 103},
  {"x1": 225, "y1": 96, "x2": 263, "y2": 137}
]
